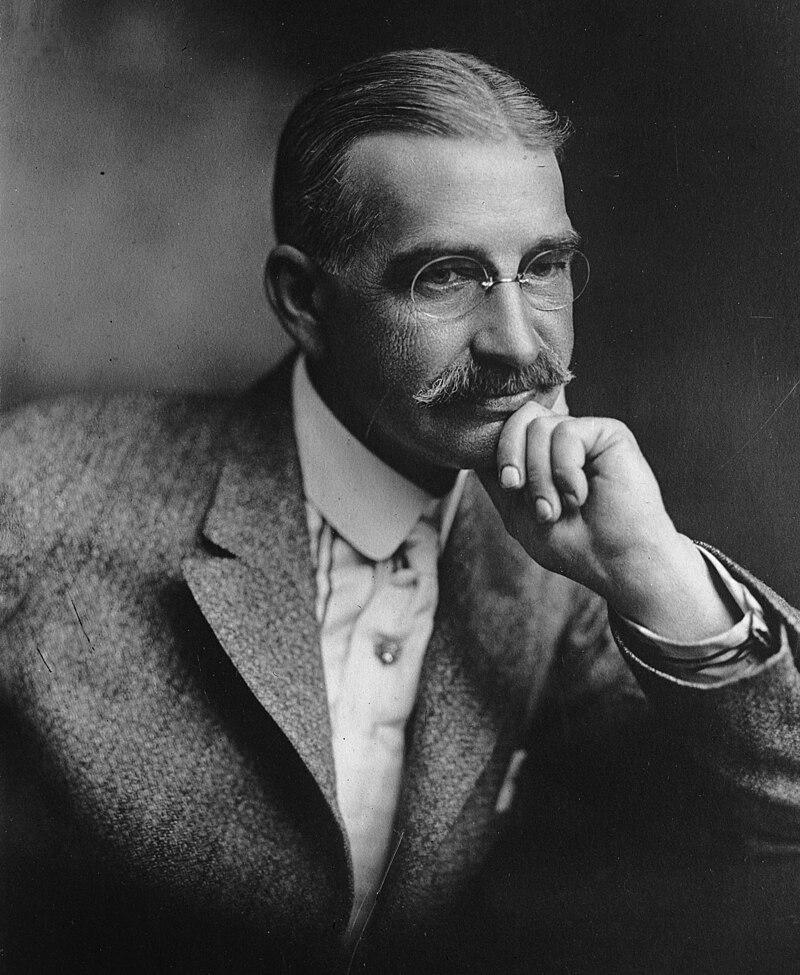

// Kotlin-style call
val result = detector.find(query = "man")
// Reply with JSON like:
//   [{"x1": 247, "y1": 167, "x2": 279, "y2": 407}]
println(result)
[{"x1": 1, "y1": 48, "x2": 799, "y2": 973}]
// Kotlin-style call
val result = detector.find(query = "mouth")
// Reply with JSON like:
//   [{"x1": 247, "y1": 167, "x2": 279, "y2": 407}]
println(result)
[{"x1": 463, "y1": 389, "x2": 544, "y2": 417}]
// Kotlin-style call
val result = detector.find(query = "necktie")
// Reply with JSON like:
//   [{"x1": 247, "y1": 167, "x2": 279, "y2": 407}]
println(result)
[{"x1": 315, "y1": 508, "x2": 440, "y2": 941}]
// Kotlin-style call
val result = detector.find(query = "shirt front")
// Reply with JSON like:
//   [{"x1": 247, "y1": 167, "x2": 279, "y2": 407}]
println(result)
[{"x1": 292, "y1": 356, "x2": 466, "y2": 940}]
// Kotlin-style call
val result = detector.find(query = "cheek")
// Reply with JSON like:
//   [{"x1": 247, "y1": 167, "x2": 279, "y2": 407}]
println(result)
[
  {"x1": 382, "y1": 320, "x2": 472, "y2": 400},
  {"x1": 540, "y1": 311, "x2": 574, "y2": 363},
  {"x1": 350, "y1": 304, "x2": 466, "y2": 395}
]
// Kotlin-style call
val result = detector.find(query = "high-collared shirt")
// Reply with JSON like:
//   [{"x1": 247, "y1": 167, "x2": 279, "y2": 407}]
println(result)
[
  {"x1": 289, "y1": 354, "x2": 771, "y2": 941},
  {"x1": 293, "y1": 356, "x2": 466, "y2": 940}
]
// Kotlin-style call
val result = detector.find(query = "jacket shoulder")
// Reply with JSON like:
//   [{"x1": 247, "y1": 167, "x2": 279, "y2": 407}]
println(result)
[
  {"x1": 0, "y1": 392, "x2": 233, "y2": 622},
  {"x1": 0, "y1": 390, "x2": 233, "y2": 504},
  {"x1": 2, "y1": 390, "x2": 223, "y2": 460}
]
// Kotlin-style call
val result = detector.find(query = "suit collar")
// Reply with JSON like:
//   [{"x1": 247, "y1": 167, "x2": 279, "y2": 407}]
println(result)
[
  {"x1": 200, "y1": 364, "x2": 310, "y2": 581},
  {"x1": 182, "y1": 363, "x2": 342, "y2": 826}
]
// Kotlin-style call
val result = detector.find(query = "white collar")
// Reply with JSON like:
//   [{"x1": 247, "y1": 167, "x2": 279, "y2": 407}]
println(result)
[{"x1": 291, "y1": 356, "x2": 467, "y2": 561}]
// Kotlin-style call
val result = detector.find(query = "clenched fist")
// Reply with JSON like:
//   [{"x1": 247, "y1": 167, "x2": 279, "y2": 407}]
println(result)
[{"x1": 480, "y1": 401, "x2": 738, "y2": 641}]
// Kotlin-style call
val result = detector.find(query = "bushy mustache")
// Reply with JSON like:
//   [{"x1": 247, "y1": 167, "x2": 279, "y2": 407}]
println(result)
[{"x1": 413, "y1": 347, "x2": 574, "y2": 407}]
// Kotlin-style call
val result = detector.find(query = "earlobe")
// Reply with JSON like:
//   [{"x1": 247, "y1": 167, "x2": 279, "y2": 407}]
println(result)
[{"x1": 264, "y1": 244, "x2": 327, "y2": 359}]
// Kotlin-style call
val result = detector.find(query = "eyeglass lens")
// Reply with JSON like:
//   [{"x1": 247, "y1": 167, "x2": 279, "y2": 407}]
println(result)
[{"x1": 410, "y1": 249, "x2": 589, "y2": 320}]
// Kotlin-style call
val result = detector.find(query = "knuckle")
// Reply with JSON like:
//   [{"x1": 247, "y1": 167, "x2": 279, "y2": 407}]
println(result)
[
  {"x1": 585, "y1": 416, "x2": 633, "y2": 443},
  {"x1": 526, "y1": 415, "x2": 556, "y2": 440},
  {"x1": 551, "y1": 464, "x2": 574, "y2": 483},
  {"x1": 550, "y1": 418, "x2": 575, "y2": 442},
  {"x1": 611, "y1": 420, "x2": 640, "y2": 451},
  {"x1": 601, "y1": 416, "x2": 631, "y2": 438}
]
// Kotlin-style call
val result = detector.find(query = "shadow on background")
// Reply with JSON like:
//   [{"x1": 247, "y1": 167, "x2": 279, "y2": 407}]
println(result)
[{"x1": 2, "y1": 3, "x2": 798, "y2": 588}]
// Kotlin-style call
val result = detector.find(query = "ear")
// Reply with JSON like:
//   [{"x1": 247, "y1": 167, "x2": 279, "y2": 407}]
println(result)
[{"x1": 264, "y1": 244, "x2": 327, "y2": 360}]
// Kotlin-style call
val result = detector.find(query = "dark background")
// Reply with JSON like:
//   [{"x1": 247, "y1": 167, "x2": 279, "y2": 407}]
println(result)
[{"x1": 2, "y1": 2, "x2": 798, "y2": 597}]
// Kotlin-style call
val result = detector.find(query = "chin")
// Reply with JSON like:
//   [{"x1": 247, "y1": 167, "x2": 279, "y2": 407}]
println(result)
[{"x1": 433, "y1": 417, "x2": 506, "y2": 472}]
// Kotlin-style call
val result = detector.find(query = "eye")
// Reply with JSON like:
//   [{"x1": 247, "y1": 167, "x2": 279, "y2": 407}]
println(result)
[
  {"x1": 519, "y1": 248, "x2": 574, "y2": 282},
  {"x1": 412, "y1": 257, "x2": 484, "y2": 298},
  {"x1": 423, "y1": 266, "x2": 459, "y2": 287}
]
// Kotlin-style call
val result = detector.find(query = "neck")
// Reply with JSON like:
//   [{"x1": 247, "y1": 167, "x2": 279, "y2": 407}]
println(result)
[{"x1": 307, "y1": 359, "x2": 458, "y2": 497}]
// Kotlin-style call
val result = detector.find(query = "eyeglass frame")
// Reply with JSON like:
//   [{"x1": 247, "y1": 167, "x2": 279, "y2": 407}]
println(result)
[{"x1": 408, "y1": 247, "x2": 590, "y2": 321}]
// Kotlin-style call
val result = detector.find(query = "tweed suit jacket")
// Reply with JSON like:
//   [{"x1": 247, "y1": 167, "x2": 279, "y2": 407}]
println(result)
[{"x1": 1, "y1": 358, "x2": 800, "y2": 973}]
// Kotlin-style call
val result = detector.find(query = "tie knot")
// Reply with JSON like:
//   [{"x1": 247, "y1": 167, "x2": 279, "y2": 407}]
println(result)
[{"x1": 392, "y1": 511, "x2": 440, "y2": 578}]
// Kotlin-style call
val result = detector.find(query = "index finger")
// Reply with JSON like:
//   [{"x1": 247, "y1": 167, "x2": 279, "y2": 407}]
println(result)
[{"x1": 495, "y1": 399, "x2": 556, "y2": 488}]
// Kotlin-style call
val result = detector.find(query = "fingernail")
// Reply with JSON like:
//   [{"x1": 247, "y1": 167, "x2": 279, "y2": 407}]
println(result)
[
  {"x1": 564, "y1": 491, "x2": 580, "y2": 509},
  {"x1": 535, "y1": 497, "x2": 554, "y2": 523},
  {"x1": 500, "y1": 465, "x2": 521, "y2": 489}
]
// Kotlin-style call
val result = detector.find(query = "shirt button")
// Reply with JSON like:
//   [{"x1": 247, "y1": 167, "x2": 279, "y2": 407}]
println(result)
[{"x1": 375, "y1": 637, "x2": 402, "y2": 665}]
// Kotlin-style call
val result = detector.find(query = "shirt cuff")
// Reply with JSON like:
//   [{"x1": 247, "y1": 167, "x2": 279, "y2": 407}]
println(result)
[{"x1": 616, "y1": 547, "x2": 777, "y2": 685}]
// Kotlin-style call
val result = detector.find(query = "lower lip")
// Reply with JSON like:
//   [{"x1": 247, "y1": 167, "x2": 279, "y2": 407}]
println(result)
[{"x1": 468, "y1": 391, "x2": 540, "y2": 416}]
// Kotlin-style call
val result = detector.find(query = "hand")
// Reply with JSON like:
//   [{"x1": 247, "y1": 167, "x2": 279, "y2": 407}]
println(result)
[{"x1": 479, "y1": 401, "x2": 738, "y2": 639}]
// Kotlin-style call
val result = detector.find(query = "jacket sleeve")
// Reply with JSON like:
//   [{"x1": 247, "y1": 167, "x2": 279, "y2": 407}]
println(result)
[
  {"x1": 608, "y1": 544, "x2": 800, "y2": 849},
  {"x1": 528, "y1": 546, "x2": 800, "y2": 853}
]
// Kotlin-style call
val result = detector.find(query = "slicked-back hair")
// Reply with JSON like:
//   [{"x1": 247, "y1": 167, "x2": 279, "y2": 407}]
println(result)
[{"x1": 273, "y1": 48, "x2": 571, "y2": 270}]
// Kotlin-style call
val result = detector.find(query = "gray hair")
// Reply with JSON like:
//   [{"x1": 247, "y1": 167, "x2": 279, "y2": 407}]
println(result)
[{"x1": 273, "y1": 49, "x2": 571, "y2": 270}]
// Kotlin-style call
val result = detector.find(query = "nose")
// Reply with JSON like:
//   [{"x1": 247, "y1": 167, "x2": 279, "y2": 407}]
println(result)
[{"x1": 470, "y1": 282, "x2": 552, "y2": 368}]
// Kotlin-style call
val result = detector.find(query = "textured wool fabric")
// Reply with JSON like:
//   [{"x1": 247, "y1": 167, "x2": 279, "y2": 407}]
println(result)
[{"x1": 1, "y1": 355, "x2": 800, "y2": 973}]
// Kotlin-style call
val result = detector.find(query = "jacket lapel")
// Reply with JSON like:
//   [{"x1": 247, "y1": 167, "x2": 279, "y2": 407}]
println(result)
[
  {"x1": 181, "y1": 373, "x2": 341, "y2": 821},
  {"x1": 387, "y1": 473, "x2": 563, "y2": 897}
]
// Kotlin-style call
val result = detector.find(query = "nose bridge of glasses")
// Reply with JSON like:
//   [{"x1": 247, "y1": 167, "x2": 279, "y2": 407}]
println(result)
[
  {"x1": 481, "y1": 275, "x2": 519, "y2": 292},
  {"x1": 481, "y1": 271, "x2": 547, "y2": 330},
  {"x1": 481, "y1": 273, "x2": 564, "y2": 313},
  {"x1": 471, "y1": 278, "x2": 548, "y2": 365}
]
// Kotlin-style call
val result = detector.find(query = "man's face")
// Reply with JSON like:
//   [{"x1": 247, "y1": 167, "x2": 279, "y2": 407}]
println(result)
[{"x1": 314, "y1": 133, "x2": 577, "y2": 474}]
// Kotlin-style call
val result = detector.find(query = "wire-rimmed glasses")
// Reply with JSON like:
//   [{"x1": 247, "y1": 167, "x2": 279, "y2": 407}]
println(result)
[{"x1": 409, "y1": 248, "x2": 589, "y2": 321}]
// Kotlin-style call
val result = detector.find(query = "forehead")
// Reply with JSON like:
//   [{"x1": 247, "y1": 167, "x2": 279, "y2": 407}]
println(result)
[{"x1": 345, "y1": 133, "x2": 571, "y2": 262}]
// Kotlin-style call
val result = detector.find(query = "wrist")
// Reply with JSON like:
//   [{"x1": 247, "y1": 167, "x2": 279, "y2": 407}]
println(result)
[{"x1": 603, "y1": 533, "x2": 739, "y2": 641}]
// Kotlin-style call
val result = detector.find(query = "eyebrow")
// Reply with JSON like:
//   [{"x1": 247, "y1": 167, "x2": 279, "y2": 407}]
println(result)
[{"x1": 382, "y1": 229, "x2": 583, "y2": 284}]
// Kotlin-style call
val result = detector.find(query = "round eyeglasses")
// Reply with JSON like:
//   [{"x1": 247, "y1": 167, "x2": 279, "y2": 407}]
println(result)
[{"x1": 410, "y1": 248, "x2": 589, "y2": 321}]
